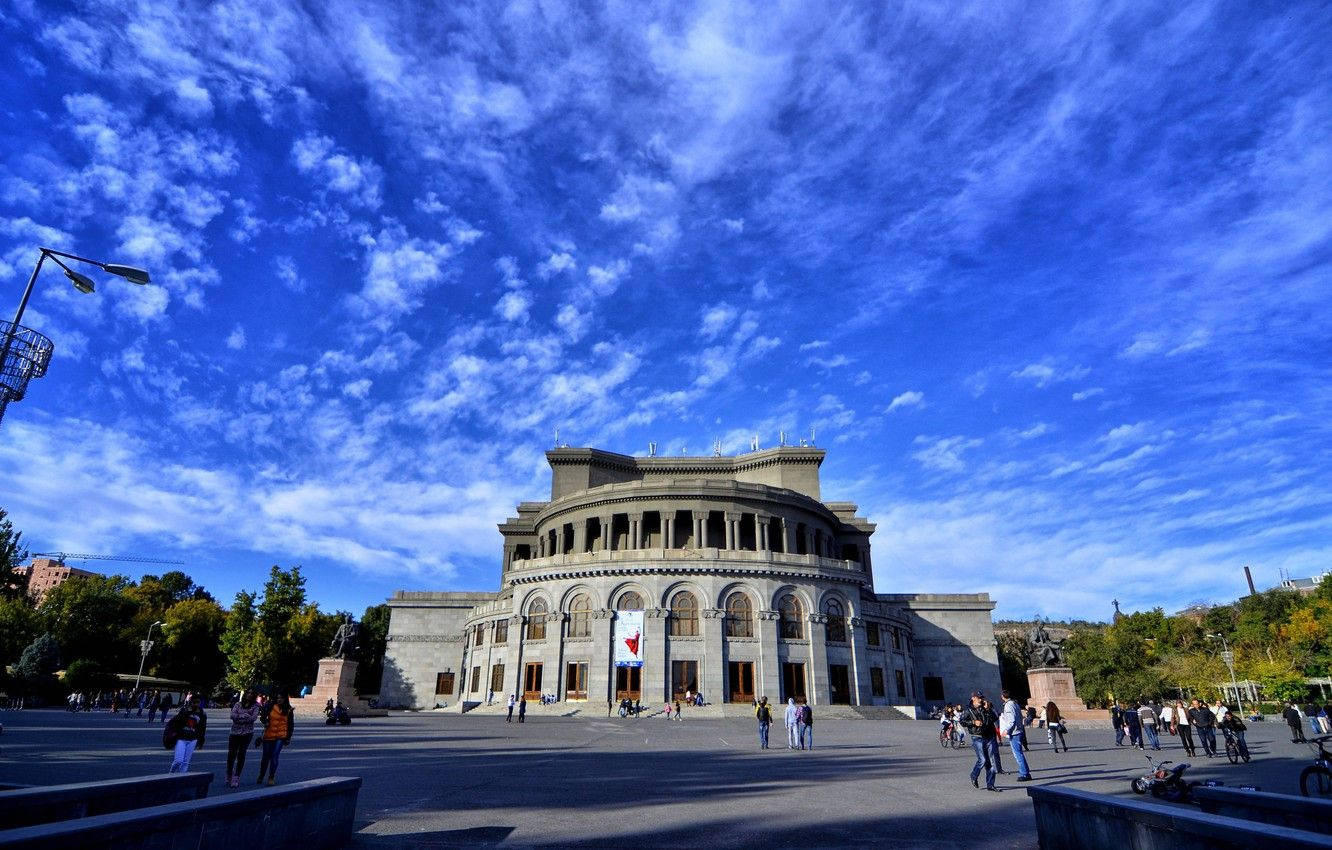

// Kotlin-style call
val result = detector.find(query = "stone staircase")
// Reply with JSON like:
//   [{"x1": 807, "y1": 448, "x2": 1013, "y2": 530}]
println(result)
[{"x1": 453, "y1": 700, "x2": 919, "y2": 721}]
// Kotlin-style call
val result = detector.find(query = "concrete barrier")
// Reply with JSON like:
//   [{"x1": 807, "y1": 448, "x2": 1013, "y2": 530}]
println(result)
[
  {"x1": 1028, "y1": 786, "x2": 1332, "y2": 850},
  {"x1": 0, "y1": 776, "x2": 361, "y2": 849},
  {"x1": 0, "y1": 771, "x2": 212, "y2": 829},
  {"x1": 1193, "y1": 787, "x2": 1332, "y2": 835}
]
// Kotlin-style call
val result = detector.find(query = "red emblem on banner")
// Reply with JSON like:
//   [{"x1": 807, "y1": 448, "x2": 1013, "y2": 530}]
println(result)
[{"x1": 624, "y1": 630, "x2": 640, "y2": 657}]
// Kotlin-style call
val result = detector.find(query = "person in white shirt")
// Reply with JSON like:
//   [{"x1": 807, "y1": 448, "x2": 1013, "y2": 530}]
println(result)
[{"x1": 999, "y1": 690, "x2": 1033, "y2": 780}]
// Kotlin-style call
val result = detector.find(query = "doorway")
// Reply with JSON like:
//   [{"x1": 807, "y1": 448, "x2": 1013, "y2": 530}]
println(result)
[
  {"x1": 671, "y1": 660, "x2": 698, "y2": 700},
  {"x1": 565, "y1": 662, "x2": 588, "y2": 700},
  {"x1": 728, "y1": 661, "x2": 754, "y2": 703},
  {"x1": 523, "y1": 662, "x2": 543, "y2": 700},
  {"x1": 829, "y1": 664, "x2": 851, "y2": 704},
  {"x1": 615, "y1": 666, "x2": 641, "y2": 701},
  {"x1": 781, "y1": 662, "x2": 807, "y2": 704}
]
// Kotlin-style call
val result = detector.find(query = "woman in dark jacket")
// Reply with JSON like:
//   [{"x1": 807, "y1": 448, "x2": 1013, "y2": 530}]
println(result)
[{"x1": 1045, "y1": 702, "x2": 1067, "y2": 752}]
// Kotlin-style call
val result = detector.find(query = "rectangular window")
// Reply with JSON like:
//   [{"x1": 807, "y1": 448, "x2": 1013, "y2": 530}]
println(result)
[
  {"x1": 870, "y1": 667, "x2": 885, "y2": 697},
  {"x1": 895, "y1": 669, "x2": 907, "y2": 698},
  {"x1": 781, "y1": 662, "x2": 807, "y2": 704},
  {"x1": 891, "y1": 627, "x2": 902, "y2": 650},
  {"x1": 866, "y1": 623, "x2": 880, "y2": 646},
  {"x1": 523, "y1": 662, "x2": 543, "y2": 699},
  {"x1": 921, "y1": 674, "x2": 942, "y2": 701},
  {"x1": 435, "y1": 672, "x2": 455, "y2": 695},
  {"x1": 494, "y1": 620, "x2": 508, "y2": 644},
  {"x1": 470, "y1": 665, "x2": 481, "y2": 693},
  {"x1": 566, "y1": 662, "x2": 588, "y2": 699},
  {"x1": 490, "y1": 664, "x2": 505, "y2": 696},
  {"x1": 671, "y1": 660, "x2": 698, "y2": 699}
]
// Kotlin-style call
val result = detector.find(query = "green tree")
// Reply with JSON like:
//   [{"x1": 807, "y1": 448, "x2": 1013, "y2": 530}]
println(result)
[
  {"x1": 221, "y1": 590, "x2": 266, "y2": 691},
  {"x1": 995, "y1": 630, "x2": 1031, "y2": 703},
  {"x1": 38, "y1": 574, "x2": 140, "y2": 671},
  {"x1": 159, "y1": 598, "x2": 228, "y2": 687},
  {"x1": 63, "y1": 658, "x2": 116, "y2": 694},
  {"x1": 355, "y1": 603, "x2": 391, "y2": 694},
  {"x1": 0, "y1": 596, "x2": 40, "y2": 666},
  {"x1": 13, "y1": 633, "x2": 60, "y2": 693},
  {"x1": 0, "y1": 508, "x2": 29, "y2": 599},
  {"x1": 221, "y1": 566, "x2": 335, "y2": 692}
]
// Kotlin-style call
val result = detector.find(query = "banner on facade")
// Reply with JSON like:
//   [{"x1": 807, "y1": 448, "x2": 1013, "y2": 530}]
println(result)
[{"x1": 614, "y1": 610, "x2": 644, "y2": 668}]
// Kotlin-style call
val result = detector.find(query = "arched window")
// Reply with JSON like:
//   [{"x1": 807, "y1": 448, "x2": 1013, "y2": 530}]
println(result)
[
  {"x1": 568, "y1": 593, "x2": 591, "y2": 638},
  {"x1": 526, "y1": 598, "x2": 548, "y2": 640},
  {"x1": 824, "y1": 598, "x2": 847, "y2": 643},
  {"x1": 779, "y1": 593, "x2": 804, "y2": 640},
  {"x1": 669, "y1": 591, "x2": 698, "y2": 636},
  {"x1": 725, "y1": 592, "x2": 753, "y2": 638},
  {"x1": 617, "y1": 591, "x2": 643, "y2": 611}
]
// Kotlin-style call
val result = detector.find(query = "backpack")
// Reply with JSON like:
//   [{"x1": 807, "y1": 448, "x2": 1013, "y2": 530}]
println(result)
[
  {"x1": 162, "y1": 717, "x2": 179, "y2": 750},
  {"x1": 800, "y1": 705, "x2": 812, "y2": 724}
]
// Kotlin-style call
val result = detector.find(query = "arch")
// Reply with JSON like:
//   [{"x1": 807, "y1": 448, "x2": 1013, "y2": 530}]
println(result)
[
  {"x1": 526, "y1": 596, "x2": 548, "y2": 641},
  {"x1": 558, "y1": 584, "x2": 601, "y2": 611},
  {"x1": 778, "y1": 592, "x2": 804, "y2": 640},
  {"x1": 669, "y1": 590, "x2": 699, "y2": 637},
  {"x1": 824, "y1": 597, "x2": 847, "y2": 643},
  {"x1": 567, "y1": 592, "x2": 592, "y2": 638},
  {"x1": 724, "y1": 590, "x2": 753, "y2": 638},
  {"x1": 616, "y1": 590, "x2": 644, "y2": 611}
]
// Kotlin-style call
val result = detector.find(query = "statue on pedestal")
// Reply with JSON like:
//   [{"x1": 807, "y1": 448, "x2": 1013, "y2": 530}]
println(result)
[
  {"x1": 1027, "y1": 618, "x2": 1064, "y2": 667},
  {"x1": 329, "y1": 614, "x2": 360, "y2": 659}
]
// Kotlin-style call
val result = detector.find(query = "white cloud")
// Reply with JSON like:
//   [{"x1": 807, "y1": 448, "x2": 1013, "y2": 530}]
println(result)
[
  {"x1": 342, "y1": 379, "x2": 372, "y2": 399},
  {"x1": 1010, "y1": 362, "x2": 1090, "y2": 388},
  {"x1": 290, "y1": 134, "x2": 383, "y2": 208},
  {"x1": 887, "y1": 390, "x2": 924, "y2": 412},
  {"x1": 496, "y1": 291, "x2": 531, "y2": 322},
  {"x1": 799, "y1": 340, "x2": 828, "y2": 351},
  {"x1": 586, "y1": 259, "x2": 629, "y2": 296},
  {"x1": 1072, "y1": 387, "x2": 1105, "y2": 401},
  {"x1": 700, "y1": 303, "x2": 738, "y2": 338},
  {"x1": 536, "y1": 251, "x2": 576, "y2": 279},
  {"x1": 173, "y1": 77, "x2": 213, "y2": 117},
  {"x1": 351, "y1": 227, "x2": 454, "y2": 322},
  {"x1": 912, "y1": 435, "x2": 982, "y2": 472},
  {"x1": 722, "y1": 218, "x2": 744, "y2": 233},
  {"x1": 226, "y1": 325, "x2": 246, "y2": 350}
]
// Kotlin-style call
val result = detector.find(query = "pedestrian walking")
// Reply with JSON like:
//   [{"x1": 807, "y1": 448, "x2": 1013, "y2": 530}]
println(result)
[
  {"x1": 1125, "y1": 702, "x2": 1143, "y2": 748},
  {"x1": 159, "y1": 693, "x2": 173, "y2": 724},
  {"x1": 784, "y1": 698, "x2": 800, "y2": 749},
  {"x1": 1285, "y1": 701, "x2": 1308, "y2": 743},
  {"x1": 226, "y1": 690, "x2": 260, "y2": 788},
  {"x1": 1174, "y1": 700, "x2": 1197, "y2": 756},
  {"x1": 982, "y1": 698, "x2": 1005, "y2": 773},
  {"x1": 1189, "y1": 699, "x2": 1217, "y2": 757},
  {"x1": 507, "y1": 694, "x2": 515, "y2": 722},
  {"x1": 257, "y1": 691, "x2": 294, "y2": 785},
  {"x1": 1045, "y1": 702, "x2": 1067, "y2": 752},
  {"x1": 963, "y1": 691, "x2": 999, "y2": 791},
  {"x1": 1111, "y1": 702, "x2": 1125, "y2": 746},
  {"x1": 674, "y1": 698, "x2": 683, "y2": 721},
  {"x1": 518, "y1": 697, "x2": 527, "y2": 723},
  {"x1": 166, "y1": 695, "x2": 207, "y2": 774},
  {"x1": 1139, "y1": 701, "x2": 1160, "y2": 750},
  {"x1": 798, "y1": 703, "x2": 814, "y2": 750},
  {"x1": 999, "y1": 690, "x2": 1032, "y2": 780},
  {"x1": 756, "y1": 697, "x2": 772, "y2": 749},
  {"x1": 147, "y1": 691, "x2": 161, "y2": 722}
]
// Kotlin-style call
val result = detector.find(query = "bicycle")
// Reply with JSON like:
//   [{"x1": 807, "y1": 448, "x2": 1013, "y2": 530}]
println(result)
[{"x1": 1300, "y1": 735, "x2": 1332, "y2": 798}]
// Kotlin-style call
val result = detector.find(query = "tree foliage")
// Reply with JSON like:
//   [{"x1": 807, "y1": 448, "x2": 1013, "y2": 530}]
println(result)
[
  {"x1": 0, "y1": 508, "x2": 29, "y2": 599},
  {"x1": 354, "y1": 603, "x2": 390, "y2": 693}
]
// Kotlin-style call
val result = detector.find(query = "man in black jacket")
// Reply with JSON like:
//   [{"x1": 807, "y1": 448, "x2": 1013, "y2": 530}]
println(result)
[
  {"x1": 1283, "y1": 702, "x2": 1307, "y2": 743},
  {"x1": 962, "y1": 691, "x2": 999, "y2": 791},
  {"x1": 1189, "y1": 699, "x2": 1217, "y2": 757}
]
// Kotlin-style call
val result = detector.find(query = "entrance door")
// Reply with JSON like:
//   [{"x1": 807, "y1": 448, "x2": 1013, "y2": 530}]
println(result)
[
  {"x1": 523, "y1": 662, "x2": 543, "y2": 700},
  {"x1": 671, "y1": 660, "x2": 698, "y2": 700},
  {"x1": 781, "y1": 662, "x2": 807, "y2": 704},
  {"x1": 566, "y1": 662, "x2": 588, "y2": 700},
  {"x1": 829, "y1": 664, "x2": 851, "y2": 704},
  {"x1": 615, "y1": 666, "x2": 641, "y2": 701},
  {"x1": 728, "y1": 661, "x2": 754, "y2": 703}
]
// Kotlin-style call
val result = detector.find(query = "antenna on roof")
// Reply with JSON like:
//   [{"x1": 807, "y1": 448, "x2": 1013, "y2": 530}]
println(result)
[
  {"x1": 713, "y1": 438, "x2": 722, "y2": 457},
  {"x1": 750, "y1": 434, "x2": 759, "y2": 452},
  {"x1": 648, "y1": 441, "x2": 657, "y2": 457},
  {"x1": 809, "y1": 426, "x2": 816, "y2": 446},
  {"x1": 553, "y1": 427, "x2": 559, "y2": 448}
]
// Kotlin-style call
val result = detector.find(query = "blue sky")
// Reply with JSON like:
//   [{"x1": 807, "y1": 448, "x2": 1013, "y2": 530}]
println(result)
[{"x1": 0, "y1": 0, "x2": 1329, "y2": 621}]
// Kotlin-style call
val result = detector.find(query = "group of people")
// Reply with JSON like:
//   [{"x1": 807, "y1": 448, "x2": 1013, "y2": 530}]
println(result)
[
  {"x1": 65, "y1": 688, "x2": 185, "y2": 721},
  {"x1": 1283, "y1": 700, "x2": 1332, "y2": 740},
  {"x1": 1110, "y1": 698, "x2": 1250, "y2": 761},
  {"x1": 162, "y1": 689, "x2": 296, "y2": 788},
  {"x1": 753, "y1": 697, "x2": 813, "y2": 750}
]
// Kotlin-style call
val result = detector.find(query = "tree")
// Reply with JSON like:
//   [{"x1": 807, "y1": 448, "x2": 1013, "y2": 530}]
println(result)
[
  {"x1": 159, "y1": 598, "x2": 228, "y2": 688},
  {"x1": 13, "y1": 633, "x2": 60, "y2": 693},
  {"x1": 221, "y1": 590, "x2": 266, "y2": 691},
  {"x1": 63, "y1": 658, "x2": 116, "y2": 694},
  {"x1": 0, "y1": 508, "x2": 29, "y2": 599},
  {"x1": 355, "y1": 603, "x2": 391, "y2": 694},
  {"x1": 995, "y1": 631, "x2": 1031, "y2": 703},
  {"x1": 221, "y1": 566, "x2": 336, "y2": 693},
  {"x1": 0, "y1": 596, "x2": 40, "y2": 666},
  {"x1": 38, "y1": 574, "x2": 140, "y2": 671}
]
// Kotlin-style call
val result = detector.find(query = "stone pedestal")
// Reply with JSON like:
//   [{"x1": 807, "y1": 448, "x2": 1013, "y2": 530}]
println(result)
[
  {"x1": 293, "y1": 657, "x2": 386, "y2": 717},
  {"x1": 1026, "y1": 666, "x2": 1101, "y2": 724}
]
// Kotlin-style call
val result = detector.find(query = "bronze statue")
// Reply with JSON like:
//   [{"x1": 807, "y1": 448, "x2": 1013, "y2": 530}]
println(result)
[
  {"x1": 1027, "y1": 618, "x2": 1064, "y2": 667},
  {"x1": 330, "y1": 614, "x2": 359, "y2": 659}
]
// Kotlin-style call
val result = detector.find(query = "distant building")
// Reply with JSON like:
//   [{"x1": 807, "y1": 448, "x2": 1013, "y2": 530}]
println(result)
[
  {"x1": 11, "y1": 557, "x2": 98, "y2": 603},
  {"x1": 1174, "y1": 604, "x2": 1213, "y2": 623},
  {"x1": 1281, "y1": 573, "x2": 1329, "y2": 595}
]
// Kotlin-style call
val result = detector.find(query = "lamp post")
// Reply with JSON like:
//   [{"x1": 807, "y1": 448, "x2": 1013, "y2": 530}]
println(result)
[
  {"x1": 135, "y1": 620, "x2": 166, "y2": 691},
  {"x1": 1207, "y1": 633, "x2": 1241, "y2": 706},
  {"x1": 0, "y1": 247, "x2": 151, "y2": 425}
]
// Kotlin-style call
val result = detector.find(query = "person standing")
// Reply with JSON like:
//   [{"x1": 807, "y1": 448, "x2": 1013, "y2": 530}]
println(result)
[
  {"x1": 784, "y1": 698, "x2": 800, "y2": 749},
  {"x1": 258, "y1": 691, "x2": 294, "y2": 786},
  {"x1": 798, "y1": 703, "x2": 814, "y2": 750},
  {"x1": 1111, "y1": 702, "x2": 1125, "y2": 746},
  {"x1": 226, "y1": 690, "x2": 260, "y2": 788},
  {"x1": 159, "y1": 693, "x2": 173, "y2": 725},
  {"x1": 166, "y1": 695, "x2": 207, "y2": 774},
  {"x1": 1190, "y1": 699, "x2": 1217, "y2": 758},
  {"x1": 756, "y1": 697, "x2": 772, "y2": 749},
  {"x1": 674, "y1": 698, "x2": 683, "y2": 721},
  {"x1": 1046, "y1": 702, "x2": 1067, "y2": 752},
  {"x1": 999, "y1": 690, "x2": 1032, "y2": 781},
  {"x1": 1285, "y1": 701, "x2": 1308, "y2": 743},
  {"x1": 1125, "y1": 703, "x2": 1143, "y2": 749},
  {"x1": 1174, "y1": 700, "x2": 1196, "y2": 757},
  {"x1": 507, "y1": 694, "x2": 515, "y2": 723},
  {"x1": 518, "y1": 697, "x2": 527, "y2": 723},
  {"x1": 1160, "y1": 702, "x2": 1174, "y2": 743},
  {"x1": 1139, "y1": 701, "x2": 1160, "y2": 750},
  {"x1": 963, "y1": 691, "x2": 999, "y2": 791}
]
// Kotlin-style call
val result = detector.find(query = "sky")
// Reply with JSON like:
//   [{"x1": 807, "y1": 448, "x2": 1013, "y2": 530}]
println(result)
[{"x1": 0, "y1": 0, "x2": 1329, "y2": 622}]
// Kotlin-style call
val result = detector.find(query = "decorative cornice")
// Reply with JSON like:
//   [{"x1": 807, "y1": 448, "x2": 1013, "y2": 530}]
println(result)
[
  {"x1": 387, "y1": 634, "x2": 461, "y2": 643},
  {"x1": 757, "y1": 610, "x2": 780, "y2": 621},
  {"x1": 701, "y1": 608, "x2": 726, "y2": 620}
]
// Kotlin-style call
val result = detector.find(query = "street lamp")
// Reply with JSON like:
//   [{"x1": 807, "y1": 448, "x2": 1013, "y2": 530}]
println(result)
[
  {"x1": 1207, "y1": 633, "x2": 1241, "y2": 707},
  {"x1": 134, "y1": 620, "x2": 166, "y2": 691},
  {"x1": 0, "y1": 246, "x2": 151, "y2": 425}
]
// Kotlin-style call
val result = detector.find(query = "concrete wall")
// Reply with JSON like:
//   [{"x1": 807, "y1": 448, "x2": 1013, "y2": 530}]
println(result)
[
  {"x1": 882, "y1": 593, "x2": 1000, "y2": 707},
  {"x1": 0, "y1": 772, "x2": 212, "y2": 829},
  {"x1": 381, "y1": 591, "x2": 496, "y2": 709},
  {"x1": 1194, "y1": 787, "x2": 1332, "y2": 835}
]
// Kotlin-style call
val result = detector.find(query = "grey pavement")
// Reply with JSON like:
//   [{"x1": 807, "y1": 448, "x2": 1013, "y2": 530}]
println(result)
[{"x1": 0, "y1": 708, "x2": 1316, "y2": 848}]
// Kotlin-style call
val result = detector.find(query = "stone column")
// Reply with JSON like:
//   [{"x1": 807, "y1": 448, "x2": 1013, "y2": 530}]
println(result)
[
  {"x1": 724, "y1": 513, "x2": 736, "y2": 550},
  {"x1": 848, "y1": 617, "x2": 868, "y2": 705},
  {"x1": 554, "y1": 526, "x2": 565, "y2": 556},
  {"x1": 550, "y1": 612, "x2": 567, "y2": 698},
  {"x1": 756, "y1": 610, "x2": 780, "y2": 703},
  {"x1": 807, "y1": 613, "x2": 829, "y2": 705},
  {"x1": 602, "y1": 515, "x2": 612, "y2": 551},
  {"x1": 756, "y1": 514, "x2": 769, "y2": 551},
  {"x1": 781, "y1": 517, "x2": 793, "y2": 554},
  {"x1": 630, "y1": 513, "x2": 642, "y2": 549},
  {"x1": 701, "y1": 608, "x2": 726, "y2": 702},
  {"x1": 483, "y1": 620, "x2": 496, "y2": 701},
  {"x1": 663, "y1": 512, "x2": 674, "y2": 549},
  {"x1": 590, "y1": 608, "x2": 614, "y2": 706},
  {"x1": 644, "y1": 607, "x2": 669, "y2": 704},
  {"x1": 694, "y1": 512, "x2": 706, "y2": 549},
  {"x1": 508, "y1": 616, "x2": 525, "y2": 699}
]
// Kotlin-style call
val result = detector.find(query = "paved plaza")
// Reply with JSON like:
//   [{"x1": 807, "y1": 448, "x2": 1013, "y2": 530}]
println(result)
[{"x1": 0, "y1": 708, "x2": 1316, "y2": 847}]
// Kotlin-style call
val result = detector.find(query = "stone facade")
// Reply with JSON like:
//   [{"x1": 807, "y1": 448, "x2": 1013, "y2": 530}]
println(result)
[{"x1": 381, "y1": 447, "x2": 1000, "y2": 711}]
